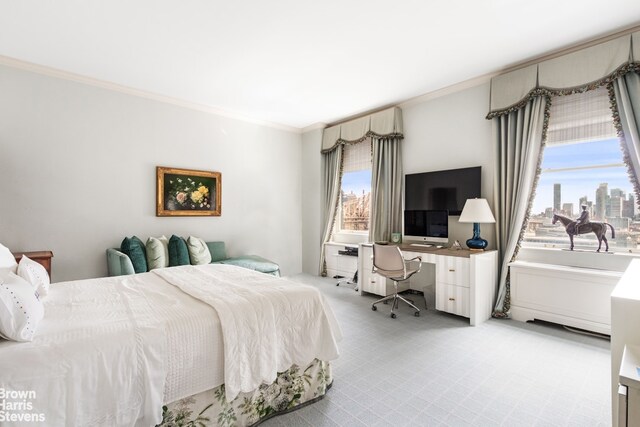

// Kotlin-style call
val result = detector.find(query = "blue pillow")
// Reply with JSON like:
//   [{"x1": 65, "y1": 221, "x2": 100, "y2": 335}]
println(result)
[
  {"x1": 121, "y1": 236, "x2": 147, "y2": 273},
  {"x1": 168, "y1": 235, "x2": 190, "y2": 267}
]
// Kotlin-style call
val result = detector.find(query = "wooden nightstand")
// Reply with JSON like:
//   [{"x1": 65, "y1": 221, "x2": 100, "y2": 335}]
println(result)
[{"x1": 12, "y1": 251, "x2": 54, "y2": 279}]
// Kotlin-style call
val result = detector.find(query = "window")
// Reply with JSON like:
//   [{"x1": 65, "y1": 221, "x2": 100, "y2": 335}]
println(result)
[
  {"x1": 335, "y1": 140, "x2": 371, "y2": 234},
  {"x1": 524, "y1": 87, "x2": 639, "y2": 252}
]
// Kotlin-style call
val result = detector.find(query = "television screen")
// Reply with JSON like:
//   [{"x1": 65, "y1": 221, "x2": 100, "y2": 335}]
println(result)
[
  {"x1": 405, "y1": 166, "x2": 481, "y2": 216},
  {"x1": 404, "y1": 210, "x2": 448, "y2": 243}
]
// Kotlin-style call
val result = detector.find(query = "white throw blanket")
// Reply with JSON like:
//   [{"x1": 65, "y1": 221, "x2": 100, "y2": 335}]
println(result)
[{"x1": 154, "y1": 264, "x2": 342, "y2": 401}]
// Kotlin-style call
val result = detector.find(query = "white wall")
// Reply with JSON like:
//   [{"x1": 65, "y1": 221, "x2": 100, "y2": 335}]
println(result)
[
  {"x1": 301, "y1": 129, "x2": 322, "y2": 274},
  {"x1": 0, "y1": 65, "x2": 303, "y2": 281},
  {"x1": 402, "y1": 82, "x2": 495, "y2": 248}
]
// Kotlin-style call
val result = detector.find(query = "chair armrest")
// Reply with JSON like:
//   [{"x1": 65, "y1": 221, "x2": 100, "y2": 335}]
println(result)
[
  {"x1": 404, "y1": 256, "x2": 422, "y2": 274},
  {"x1": 106, "y1": 248, "x2": 135, "y2": 276}
]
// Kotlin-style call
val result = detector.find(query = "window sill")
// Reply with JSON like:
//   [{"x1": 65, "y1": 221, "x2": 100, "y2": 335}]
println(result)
[
  {"x1": 332, "y1": 232, "x2": 369, "y2": 245},
  {"x1": 517, "y1": 246, "x2": 640, "y2": 273}
]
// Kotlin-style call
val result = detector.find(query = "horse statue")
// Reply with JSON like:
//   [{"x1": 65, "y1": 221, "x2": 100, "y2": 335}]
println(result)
[{"x1": 551, "y1": 213, "x2": 615, "y2": 252}]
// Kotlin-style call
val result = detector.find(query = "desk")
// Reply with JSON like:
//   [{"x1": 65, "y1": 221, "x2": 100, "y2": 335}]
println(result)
[
  {"x1": 324, "y1": 242, "x2": 358, "y2": 279},
  {"x1": 358, "y1": 243, "x2": 497, "y2": 326}
]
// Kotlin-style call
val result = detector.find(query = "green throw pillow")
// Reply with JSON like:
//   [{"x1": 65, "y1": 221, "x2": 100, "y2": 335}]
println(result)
[
  {"x1": 121, "y1": 236, "x2": 147, "y2": 274},
  {"x1": 168, "y1": 235, "x2": 190, "y2": 267},
  {"x1": 187, "y1": 236, "x2": 212, "y2": 265},
  {"x1": 206, "y1": 242, "x2": 227, "y2": 262},
  {"x1": 146, "y1": 235, "x2": 169, "y2": 270}
]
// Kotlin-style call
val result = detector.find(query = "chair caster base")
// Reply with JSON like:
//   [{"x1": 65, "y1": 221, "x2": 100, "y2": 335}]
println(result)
[
  {"x1": 390, "y1": 313, "x2": 396, "y2": 319},
  {"x1": 414, "y1": 312, "x2": 420, "y2": 317},
  {"x1": 371, "y1": 305, "x2": 377, "y2": 311}
]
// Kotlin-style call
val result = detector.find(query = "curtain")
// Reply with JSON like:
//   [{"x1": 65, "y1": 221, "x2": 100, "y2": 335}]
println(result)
[
  {"x1": 369, "y1": 137, "x2": 403, "y2": 243},
  {"x1": 318, "y1": 146, "x2": 343, "y2": 276},
  {"x1": 611, "y1": 71, "x2": 640, "y2": 204},
  {"x1": 493, "y1": 96, "x2": 548, "y2": 315}
]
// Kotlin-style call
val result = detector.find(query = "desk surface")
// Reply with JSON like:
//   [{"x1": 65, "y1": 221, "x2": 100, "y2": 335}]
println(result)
[{"x1": 362, "y1": 242, "x2": 496, "y2": 259}]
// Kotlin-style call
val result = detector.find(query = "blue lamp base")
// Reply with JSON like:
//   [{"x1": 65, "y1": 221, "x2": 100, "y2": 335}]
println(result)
[{"x1": 466, "y1": 222, "x2": 488, "y2": 250}]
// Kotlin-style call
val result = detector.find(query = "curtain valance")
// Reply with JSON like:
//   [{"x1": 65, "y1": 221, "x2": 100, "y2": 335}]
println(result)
[
  {"x1": 321, "y1": 107, "x2": 403, "y2": 153},
  {"x1": 488, "y1": 31, "x2": 640, "y2": 118}
]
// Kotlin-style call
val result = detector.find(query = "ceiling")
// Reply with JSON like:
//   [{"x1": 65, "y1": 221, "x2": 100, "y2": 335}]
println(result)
[{"x1": 1, "y1": 1, "x2": 640, "y2": 130}]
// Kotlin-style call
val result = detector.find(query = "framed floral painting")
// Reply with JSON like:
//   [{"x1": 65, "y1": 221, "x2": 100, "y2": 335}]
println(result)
[{"x1": 156, "y1": 167, "x2": 221, "y2": 216}]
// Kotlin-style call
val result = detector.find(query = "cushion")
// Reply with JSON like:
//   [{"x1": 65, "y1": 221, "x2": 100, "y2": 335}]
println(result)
[
  {"x1": 221, "y1": 255, "x2": 280, "y2": 275},
  {"x1": 186, "y1": 236, "x2": 212, "y2": 265},
  {"x1": 0, "y1": 243, "x2": 17, "y2": 275},
  {"x1": 146, "y1": 236, "x2": 169, "y2": 270},
  {"x1": 0, "y1": 272, "x2": 44, "y2": 342},
  {"x1": 168, "y1": 235, "x2": 190, "y2": 267},
  {"x1": 17, "y1": 256, "x2": 50, "y2": 297},
  {"x1": 121, "y1": 236, "x2": 147, "y2": 274},
  {"x1": 206, "y1": 241, "x2": 227, "y2": 262}
]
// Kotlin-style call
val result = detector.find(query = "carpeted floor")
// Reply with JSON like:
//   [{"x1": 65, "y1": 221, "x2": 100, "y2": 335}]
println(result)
[{"x1": 262, "y1": 274, "x2": 611, "y2": 427}]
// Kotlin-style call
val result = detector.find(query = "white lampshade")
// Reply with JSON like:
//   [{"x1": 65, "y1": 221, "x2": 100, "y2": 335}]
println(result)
[{"x1": 458, "y1": 198, "x2": 496, "y2": 223}]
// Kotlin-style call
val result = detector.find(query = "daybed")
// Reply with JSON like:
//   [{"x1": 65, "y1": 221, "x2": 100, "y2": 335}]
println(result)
[
  {"x1": 107, "y1": 240, "x2": 280, "y2": 277},
  {"x1": 0, "y1": 264, "x2": 341, "y2": 426}
]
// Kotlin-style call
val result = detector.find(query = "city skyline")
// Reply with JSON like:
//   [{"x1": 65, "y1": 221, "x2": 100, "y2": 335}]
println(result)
[{"x1": 531, "y1": 137, "x2": 635, "y2": 215}]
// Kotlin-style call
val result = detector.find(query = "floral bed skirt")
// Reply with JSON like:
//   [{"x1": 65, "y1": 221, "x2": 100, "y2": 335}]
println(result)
[{"x1": 158, "y1": 359, "x2": 332, "y2": 427}]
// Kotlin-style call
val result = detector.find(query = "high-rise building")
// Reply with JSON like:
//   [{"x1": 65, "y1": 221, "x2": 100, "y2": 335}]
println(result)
[
  {"x1": 562, "y1": 203, "x2": 574, "y2": 217},
  {"x1": 610, "y1": 196, "x2": 624, "y2": 217},
  {"x1": 623, "y1": 194, "x2": 636, "y2": 218},
  {"x1": 611, "y1": 188, "x2": 625, "y2": 199},
  {"x1": 595, "y1": 183, "x2": 608, "y2": 220},
  {"x1": 553, "y1": 183, "x2": 561, "y2": 211}
]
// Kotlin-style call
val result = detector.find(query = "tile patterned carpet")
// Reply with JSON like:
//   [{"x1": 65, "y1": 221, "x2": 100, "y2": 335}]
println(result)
[{"x1": 262, "y1": 274, "x2": 611, "y2": 427}]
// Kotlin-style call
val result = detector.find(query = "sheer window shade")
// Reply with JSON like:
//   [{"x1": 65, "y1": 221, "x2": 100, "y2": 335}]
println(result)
[
  {"x1": 546, "y1": 87, "x2": 617, "y2": 146},
  {"x1": 343, "y1": 139, "x2": 372, "y2": 173}
]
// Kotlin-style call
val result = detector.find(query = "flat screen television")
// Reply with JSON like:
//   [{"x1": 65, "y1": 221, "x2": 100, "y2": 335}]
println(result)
[
  {"x1": 404, "y1": 210, "x2": 449, "y2": 244},
  {"x1": 405, "y1": 166, "x2": 481, "y2": 216}
]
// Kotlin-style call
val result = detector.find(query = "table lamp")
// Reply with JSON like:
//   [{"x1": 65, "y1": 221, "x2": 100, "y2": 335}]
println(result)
[{"x1": 458, "y1": 198, "x2": 496, "y2": 250}]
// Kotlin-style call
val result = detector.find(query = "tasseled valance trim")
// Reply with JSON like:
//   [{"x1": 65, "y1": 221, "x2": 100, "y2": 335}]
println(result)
[{"x1": 486, "y1": 63, "x2": 640, "y2": 120}]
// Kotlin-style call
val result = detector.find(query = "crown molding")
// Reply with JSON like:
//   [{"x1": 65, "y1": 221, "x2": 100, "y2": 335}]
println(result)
[
  {"x1": 402, "y1": 23, "x2": 640, "y2": 108},
  {"x1": 0, "y1": 55, "x2": 301, "y2": 134},
  {"x1": 300, "y1": 122, "x2": 327, "y2": 133}
]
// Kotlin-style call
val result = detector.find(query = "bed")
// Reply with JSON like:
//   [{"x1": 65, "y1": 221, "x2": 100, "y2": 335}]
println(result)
[{"x1": 0, "y1": 264, "x2": 342, "y2": 426}]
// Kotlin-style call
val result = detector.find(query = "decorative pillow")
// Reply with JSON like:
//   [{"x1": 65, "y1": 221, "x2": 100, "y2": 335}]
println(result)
[
  {"x1": 121, "y1": 236, "x2": 147, "y2": 274},
  {"x1": 0, "y1": 272, "x2": 44, "y2": 342},
  {"x1": 17, "y1": 256, "x2": 50, "y2": 297},
  {"x1": 186, "y1": 236, "x2": 212, "y2": 265},
  {"x1": 168, "y1": 235, "x2": 190, "y2": 267},
  {"x1": 0, "y1": 243, "x2": 17, "y2": 275},
  {"x1": 146, "y1": 236, "x2": 169, "y2": 270}
]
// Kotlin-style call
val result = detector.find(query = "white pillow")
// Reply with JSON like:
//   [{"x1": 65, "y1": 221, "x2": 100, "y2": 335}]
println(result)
[
  {"x1": 17, "y1": 256, "x2": 50, "y2": 297},
  {"x1": 0, "y1": 272, "x2": 44, "y2": 342},
  {"x1": 0, "y1": 243, "x2": 17, "y2": 274},
  {"x1": 186, "y1": 236, "x2": 212, "y2": 265},
  {"x1": 146, "y1": 235, "x2": 169, "y2": 270}
]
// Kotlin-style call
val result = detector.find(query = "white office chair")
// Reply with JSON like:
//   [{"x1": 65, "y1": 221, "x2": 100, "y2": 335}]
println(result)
[{"x1": 371, "y1": 243, "x2": 422, "y2": 318}]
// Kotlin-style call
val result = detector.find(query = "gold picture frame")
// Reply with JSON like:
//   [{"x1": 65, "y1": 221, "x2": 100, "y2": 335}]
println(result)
[{"x1": 156, "y1": 166, "x2": 221, "y2": 216}]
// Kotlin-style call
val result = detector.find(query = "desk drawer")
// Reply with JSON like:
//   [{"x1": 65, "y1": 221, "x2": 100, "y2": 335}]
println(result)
[
  {"x1": 436, "y1": 256, "x2": 469, "y2": 287},
  {"x1": 436, "y1": 282, "x2": 470, "y2": 318}
]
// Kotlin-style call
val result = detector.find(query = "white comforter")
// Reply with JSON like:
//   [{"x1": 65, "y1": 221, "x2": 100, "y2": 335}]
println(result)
[
  {"x1": 0, "y1": 264, "x2": 341, "y2": 426},
  {"x1": 0, "y1": 275, "x2": 167, "y2": 426},
  {"x1": 154, "y1": 264, "x2": 342, "y2": 401}
]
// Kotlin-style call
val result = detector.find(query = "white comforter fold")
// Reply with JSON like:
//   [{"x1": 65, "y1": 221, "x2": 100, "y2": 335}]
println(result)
[{"x1": 154, "y1": 264, "x2": 342, "y2": 401}]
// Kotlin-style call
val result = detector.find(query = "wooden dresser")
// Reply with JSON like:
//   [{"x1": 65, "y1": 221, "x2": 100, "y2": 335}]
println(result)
[{"x1": 12, "y1": 250, "x2": 54, "y2": 279}]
